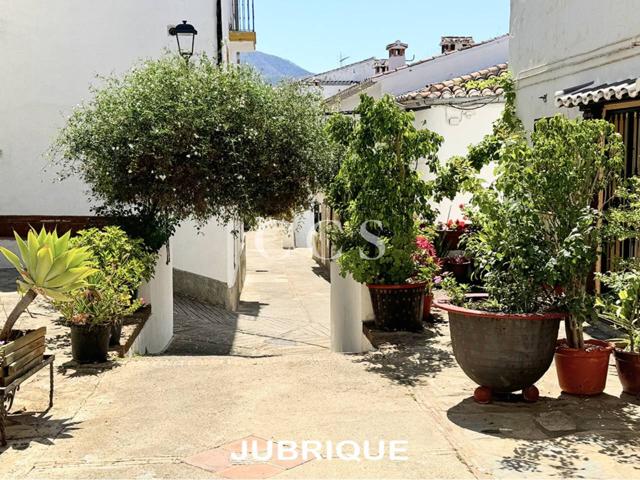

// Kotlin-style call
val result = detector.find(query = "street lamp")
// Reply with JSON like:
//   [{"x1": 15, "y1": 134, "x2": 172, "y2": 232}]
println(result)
[{"x1": 169, "y1": 20, "x2": 198, "y2": 62}]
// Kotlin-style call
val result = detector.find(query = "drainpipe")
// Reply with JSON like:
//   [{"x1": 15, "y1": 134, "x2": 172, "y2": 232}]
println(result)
[{"x1": 216, "y1": 0, "x2": 223, "y2": 65}]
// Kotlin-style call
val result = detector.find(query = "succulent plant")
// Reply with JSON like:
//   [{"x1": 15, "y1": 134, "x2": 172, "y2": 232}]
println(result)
[{"x1": 0, "y1": 228, "x2": 96, "y2": 341}]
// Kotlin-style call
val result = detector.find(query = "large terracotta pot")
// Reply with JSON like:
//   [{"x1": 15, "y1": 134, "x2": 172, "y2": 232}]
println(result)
[
  {"x1": 434, "y1": 299, "x2": 564, "y2": 403},
  {"x1": 555, "y1": 339, "x2": 614, "y2": 396},
  {"x1": 367, "y1": 283, "x2": 426, "y2": 332},
  {"x1": 614, "y1": 349, "x2": 640, "y2": 396}
]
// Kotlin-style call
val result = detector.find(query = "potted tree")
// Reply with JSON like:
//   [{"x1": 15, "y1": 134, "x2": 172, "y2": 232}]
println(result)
[
  {"x1": 0, "y1": 229, "x2": 94, "y2": 378},
  {"x1": 433, "y1": 79, "x2": 625, "y2": 400},
  {"x1": 326, "y1": 94, "x2": 443, "y2": 331}
]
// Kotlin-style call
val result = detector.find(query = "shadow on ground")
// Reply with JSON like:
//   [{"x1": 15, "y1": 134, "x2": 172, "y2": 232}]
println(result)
[
  {"x1": 0, "y1": 413, "x2": 80, "y2": 453},
  {"x1": 166, "y1": 295, "x2": 239, "y2": 355},
  {"x1": 447, "y1": 393, "x2": 640, "y2": 478},
  {"x1": 353, "y1": 316, "x2": 457, "y2": 386}
]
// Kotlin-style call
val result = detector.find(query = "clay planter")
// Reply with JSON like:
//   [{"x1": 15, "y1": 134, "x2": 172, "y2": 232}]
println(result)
[
  {"x1": 434, "y1": 299, "x2": 564, "y2": 403},
  {"x1": 555, "y1": 339, "x2": 614, "y2": 396},
  {"x1": 614, "y1": 349, "x2": 640, "y2": 395},
  {"x1": 423, "y1": 294, "x2": 434, "y2": 321},
  {"x1": 70, "y1": 324, "x2": 111, "y2": 364},
  {"x1": 367, "y1": 283, "x2": 426, "y2": 332}
]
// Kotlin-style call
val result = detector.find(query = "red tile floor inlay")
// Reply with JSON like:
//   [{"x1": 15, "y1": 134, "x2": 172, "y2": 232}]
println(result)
[{"x1": 183, "y1": 435, "x2": 314, "y2": 479}]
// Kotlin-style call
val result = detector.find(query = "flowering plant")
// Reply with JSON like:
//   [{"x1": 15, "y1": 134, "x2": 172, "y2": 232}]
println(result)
[
  {"x1": 411, "y1": 235, "x2": 441, "y2": 291},
  {"x1": 438, "y1": 218, "x2": 469, "y2": 232}
]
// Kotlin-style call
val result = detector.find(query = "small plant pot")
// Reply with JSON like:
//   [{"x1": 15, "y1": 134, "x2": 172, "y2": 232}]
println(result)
[
  {"x1": 614, "y1": 349, "x2": 640, "y2": 395},
  {"x1": 109, "y1": 322, "x2": 122, "y2": 347},
  {"x1": 423, "y1": 294, "x2": 433, "y2": 321},
  {"x1": 555, "y1": 339, "x2": 614, "y2": 396},
  {"x1": 70, "y1": 324, "x2": 111, "y2": 364},
  {"x1": 367, "y1": 283, "x2": 426, "y2": 332}
]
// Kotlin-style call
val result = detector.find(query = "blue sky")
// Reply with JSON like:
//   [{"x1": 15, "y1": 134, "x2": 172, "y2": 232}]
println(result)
[{"x1": 254, "y1": 0, "x2": 510, "y2": 74}]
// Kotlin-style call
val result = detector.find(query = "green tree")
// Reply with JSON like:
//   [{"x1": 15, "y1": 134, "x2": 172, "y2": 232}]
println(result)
[
  {"x1": 52, "y1": 55, "x2": 334, "y2": 249},
  {"x1": 326, "y1": 94, "x2": 442, "y2": 284}
]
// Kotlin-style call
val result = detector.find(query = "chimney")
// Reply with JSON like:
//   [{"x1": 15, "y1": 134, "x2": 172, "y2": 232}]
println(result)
[
  {"x1": 386, "y1": 40, "x2": 408, "y2": 70},
  {"x1": 440, "y1": 36, "x2": 474, "y2": 54}
]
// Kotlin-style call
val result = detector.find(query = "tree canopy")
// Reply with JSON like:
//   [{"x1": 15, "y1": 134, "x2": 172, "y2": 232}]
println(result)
[{"x1": 53, "y1": 55, "x2": 336, "y2": 248}]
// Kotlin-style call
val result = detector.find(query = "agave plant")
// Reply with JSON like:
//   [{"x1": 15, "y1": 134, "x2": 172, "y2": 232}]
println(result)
[{"x1": 0, "y1": 228, "x2": 95, "y2": 341}]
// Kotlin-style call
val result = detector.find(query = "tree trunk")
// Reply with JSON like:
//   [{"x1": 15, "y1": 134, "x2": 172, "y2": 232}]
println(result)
[
  {"x1": 0, "y1": 289, "x2": 38, "y2": 342},
  {"x1": 564, "y1": 314, "x2": 585, "y2": 350}
]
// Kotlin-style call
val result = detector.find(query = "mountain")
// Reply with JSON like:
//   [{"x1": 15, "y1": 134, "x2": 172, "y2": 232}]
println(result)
[{"x1": 240, "y1": 51, "x2": 312, "y2": 84}]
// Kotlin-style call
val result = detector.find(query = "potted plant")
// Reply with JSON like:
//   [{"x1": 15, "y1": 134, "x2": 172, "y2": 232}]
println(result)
[
  {"x1": 0, "y1": 229, "x2": 94, "y2": 379},
  {"x1": 326, "y1": 94, "x2": 443, "y2": 331},
  {"x1": 414, "y1": 235, "x2": 441, "y2": 321},
  {"x1": 69, "y1": 227, "x2": 156, "y2": 346},
  {"x1": 56, "y1": 271, "x2": 144, "y2": 363},
  {"x1": 433, "y1": 88, "x2": 624, "y2": 400},
  {"x1": 596, "y1": 266, "x2": 640, "y2": 395}
]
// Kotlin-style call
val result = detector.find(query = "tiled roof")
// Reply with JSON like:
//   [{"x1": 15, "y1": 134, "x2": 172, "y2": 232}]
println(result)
[
  {"x1": 555, "y1": 78, "x2": 640, "y2": 107},
  {"x1": 307, "y1": 79, "x2": 359, "y2": 86},
  {"x1": 396, "y1": 63, "x2": 508, "y2": 104}
]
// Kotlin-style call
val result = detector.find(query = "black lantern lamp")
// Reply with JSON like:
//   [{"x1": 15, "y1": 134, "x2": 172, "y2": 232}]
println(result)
[{"x1": 169, "y1": 20, "x2": 198, "y2": 62}]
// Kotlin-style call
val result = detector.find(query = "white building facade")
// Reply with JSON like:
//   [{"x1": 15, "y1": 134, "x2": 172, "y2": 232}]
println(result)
[
  {"x1": 0, "y1": 0, "x2": 255, "y2": 353},
  {"x1": 510, "y1": 0, "x2": 640, "y2": 130}
]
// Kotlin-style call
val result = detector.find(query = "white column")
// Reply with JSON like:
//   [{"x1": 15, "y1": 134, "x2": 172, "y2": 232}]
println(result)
[
  {"x1": 330, "y1": 260, "x2": 374, "y2": 353},
  {"x1": 132, "y1": 245, "x2": 174, "y2": 354}
]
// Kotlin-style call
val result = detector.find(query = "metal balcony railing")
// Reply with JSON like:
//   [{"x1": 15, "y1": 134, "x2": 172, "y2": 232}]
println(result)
[{"x1": 231, "y1": 0, "x2": 255, "y2": 32}]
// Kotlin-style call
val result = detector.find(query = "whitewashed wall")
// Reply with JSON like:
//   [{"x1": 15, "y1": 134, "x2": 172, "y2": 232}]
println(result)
[
  {"x1": 0, "y1": 0, "x2": 219, "y2": 216},
  {"x1": 510, "y1": 0, "x2": 640, "y2": 129},
  {"x1": 414, "y1": 102, "x2": 504, "y2": 222},
  {"x1": 172, "y1": 218, "x2": 243, "y2": 288},
  {"x1": 133, "y1": 247, "x2": 173, "y2": 354}
]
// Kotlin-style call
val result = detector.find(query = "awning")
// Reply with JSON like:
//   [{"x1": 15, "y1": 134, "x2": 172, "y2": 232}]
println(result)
[{"x1": 555, "y1": 78, "x2": 640, "y2": 108}]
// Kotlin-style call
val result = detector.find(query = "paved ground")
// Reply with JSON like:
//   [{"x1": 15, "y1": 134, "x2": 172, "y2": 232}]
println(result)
[
  {"x1": 166, "y1": 227, "x2": 330, "y2": 356},
  {"x1": 0, "y1": 228, "x2": 639, "y2": 479}
]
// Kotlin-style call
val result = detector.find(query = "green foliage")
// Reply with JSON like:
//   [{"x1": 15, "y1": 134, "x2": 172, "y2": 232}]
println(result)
[
  {"x1": 0, "y1": 228, "x2": 95, "y2": 302},
  {"x1": 605, "y1": 176, "x2": 640, "y2": 242},
  {"x1": 52, "y1": 55, "x2": 334, "y2": 249},
  {"x1": 440, "y1": 276, "x2": 470, "y2": 307},
  {"x1": 596, "y1": 265, "x2": 640, "y2": 353},
  {"x1": 71, "y1": 227, "x2": 157, "y2": 289},
  {"x1": 0, "y1": 228, "x2": 96, "y2": 340},
  {"x1": 326, "y1": 94, "x2": 443, "y2": 284},
  {"x1": 464, "y1": 71, "x2": 512, "y2": 93},
  {"x1": 56, "y1": 227, "x2": 156, "y2": 327},
  {"x1": 465, "y1": 115, "x2": 624, "y2": 346},
  {"x1": 433, "y1": 72, "x2": 522, "y2": 202}
]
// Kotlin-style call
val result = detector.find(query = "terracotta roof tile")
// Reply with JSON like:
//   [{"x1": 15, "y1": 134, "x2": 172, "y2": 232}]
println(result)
[{"x1": 396, "y1": 63, "x2": 508, "y2": 104}]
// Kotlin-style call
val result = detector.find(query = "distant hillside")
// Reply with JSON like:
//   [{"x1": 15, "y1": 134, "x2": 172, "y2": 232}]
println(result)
[{"x1": 240, "y1": 51, "x2": 312, "y2": 84}]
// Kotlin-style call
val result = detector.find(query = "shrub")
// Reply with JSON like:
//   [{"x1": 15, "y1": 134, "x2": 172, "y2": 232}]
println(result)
[
  {"x1": 55, "y1": 227, "x2": 156, "y2": 327},
  {"x1": 326, "y1": 94, "x2": 443, "y2": 284},
  {"x1": 465, "y1": 115, "x2": 624, "y2": 348},
  {"x1": 52, "y1": 55, "x2": 335, "y2": 249}
]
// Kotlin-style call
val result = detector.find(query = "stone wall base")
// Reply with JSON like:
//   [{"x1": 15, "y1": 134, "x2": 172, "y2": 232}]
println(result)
[{"x1": 172, "y1": 243, "x2": 246, "y2": 311}]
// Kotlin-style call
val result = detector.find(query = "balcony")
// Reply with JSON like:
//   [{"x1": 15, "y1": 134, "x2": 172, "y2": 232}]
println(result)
[{"x1": 229, "y1": 0, "x2": 256, "y2": 43}]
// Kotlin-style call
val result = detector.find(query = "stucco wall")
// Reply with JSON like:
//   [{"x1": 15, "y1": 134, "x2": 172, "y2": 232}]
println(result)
[
  {"x1": 0, "y1": 0, "x2": 219, "y2": 216},
  {"x1": 414, "y1": 102, "x2": 504, "y2": 222},
  {"x1": 510, "y1": 0, "x2": 640, "y2": 129}
]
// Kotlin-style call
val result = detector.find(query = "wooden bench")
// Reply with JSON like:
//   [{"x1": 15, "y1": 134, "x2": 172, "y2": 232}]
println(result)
[{"x1": 0, "y1": 354, "x2": 55, "y2": 447}]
